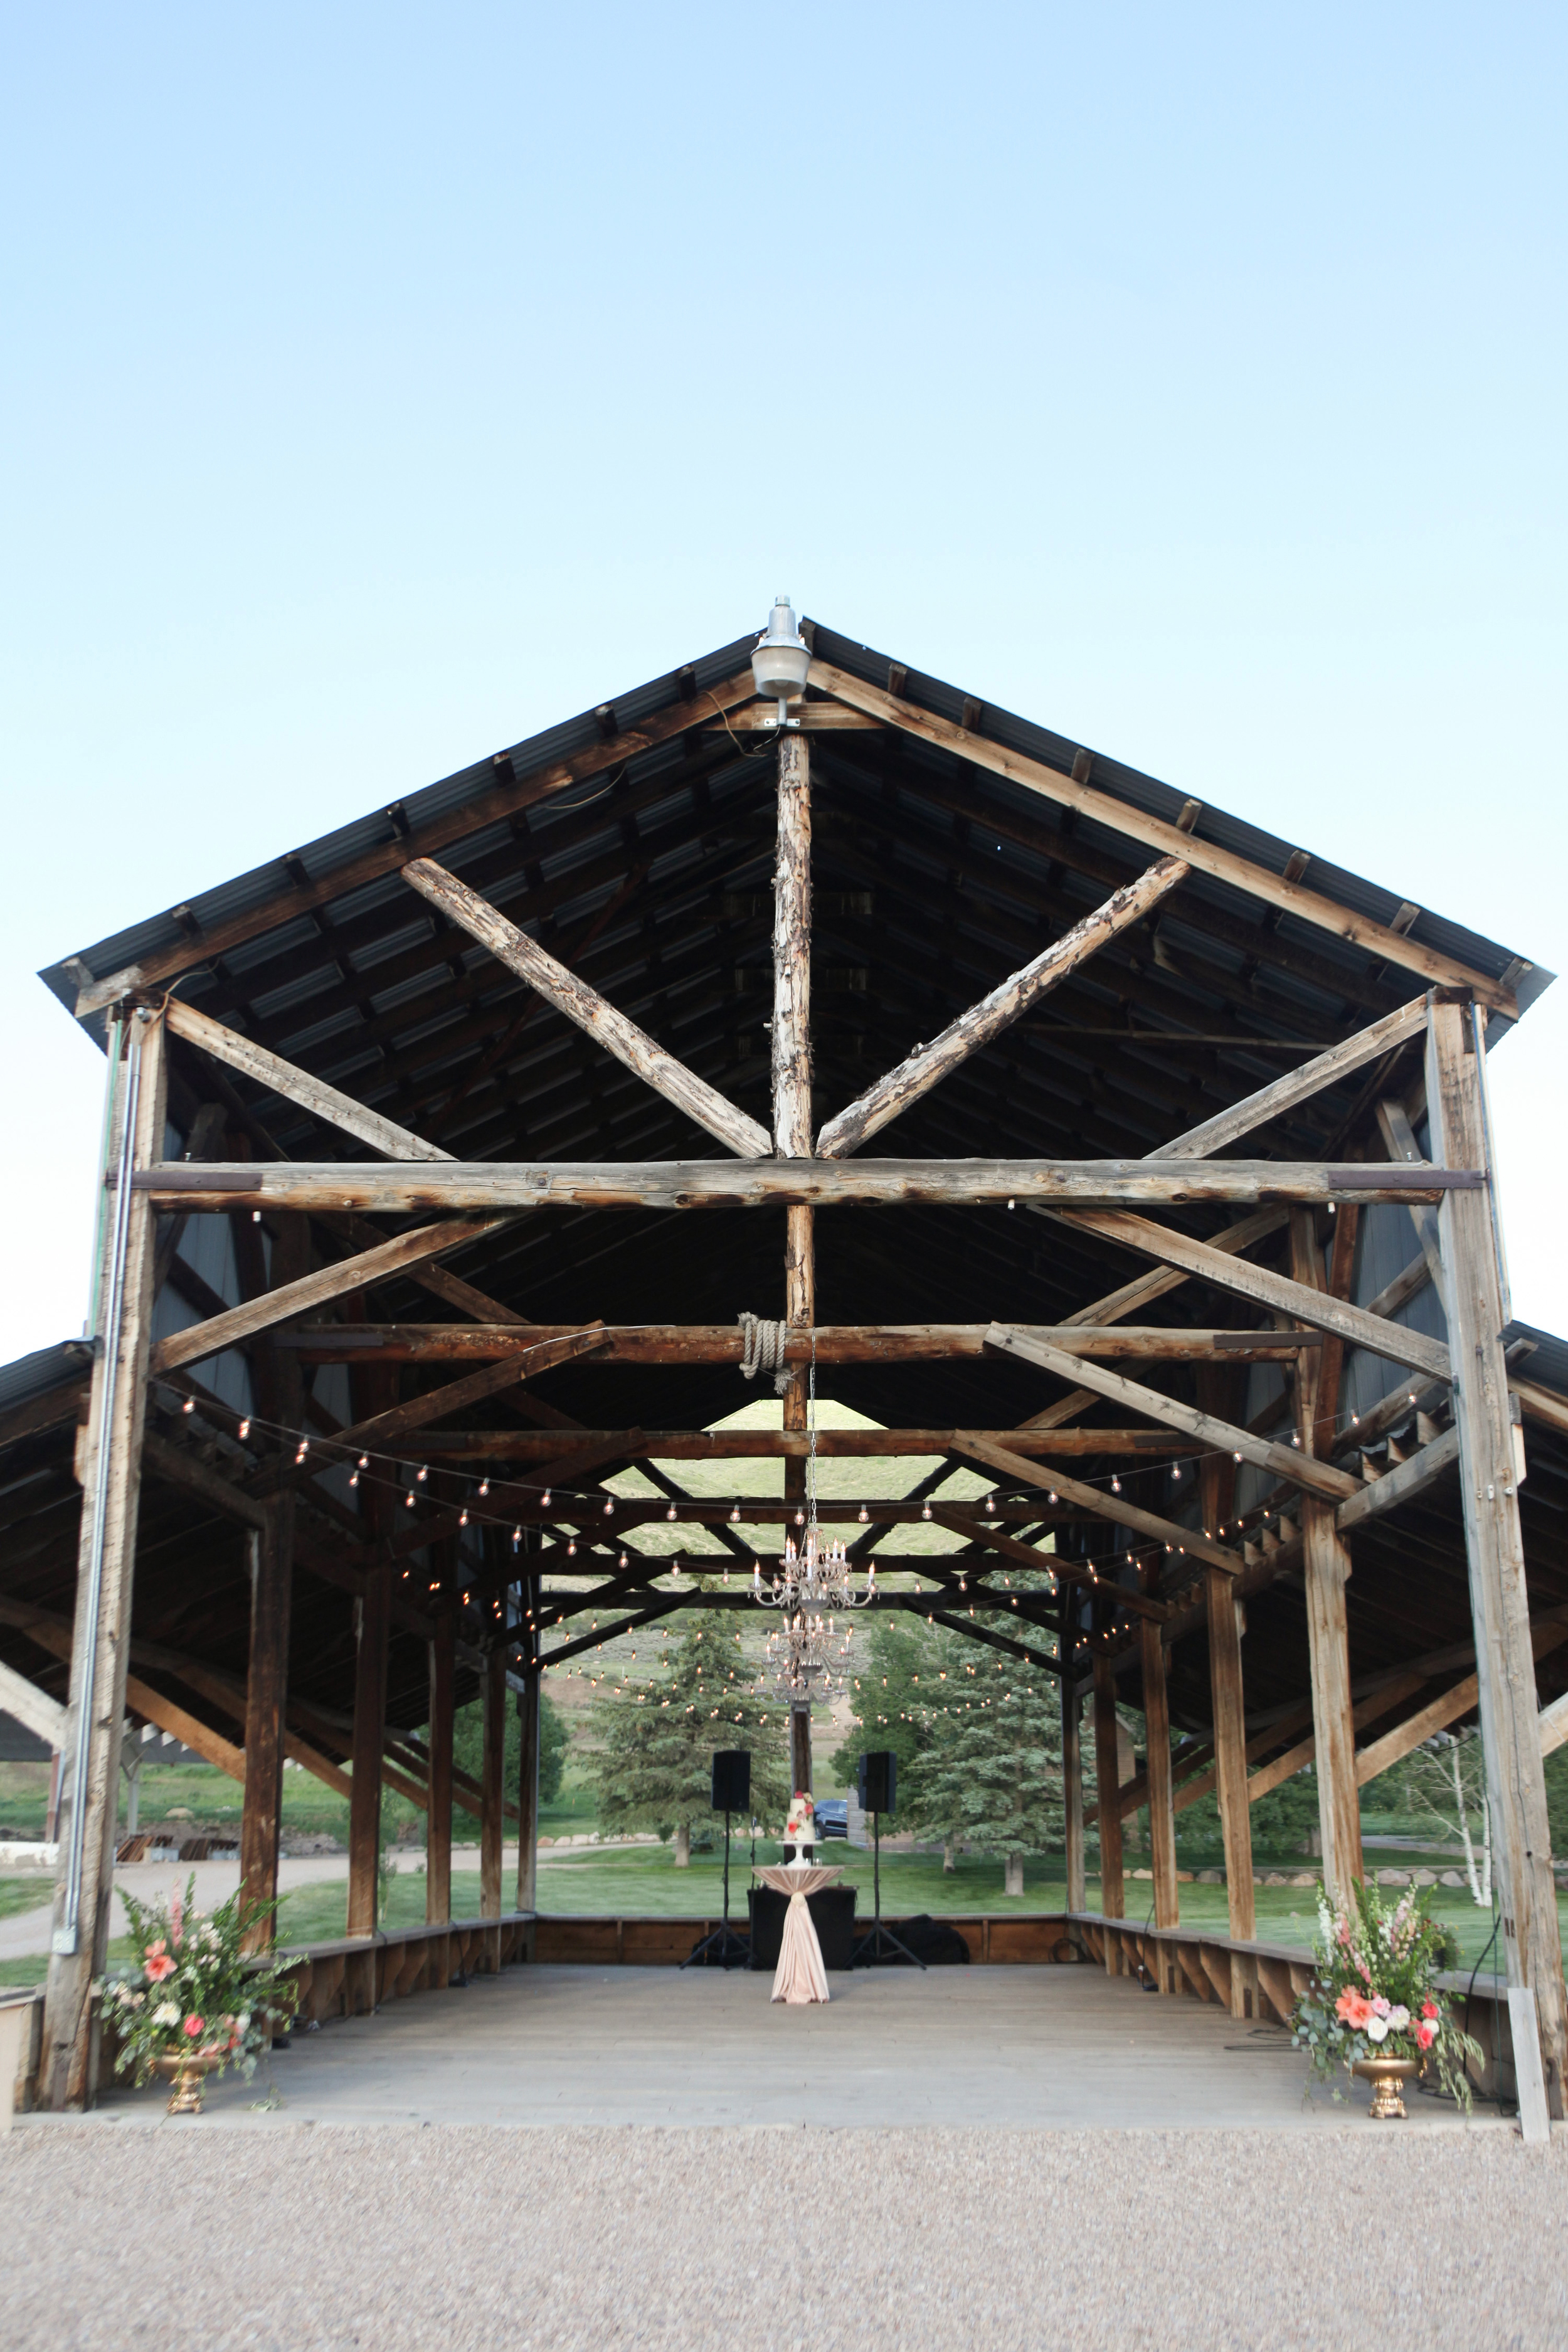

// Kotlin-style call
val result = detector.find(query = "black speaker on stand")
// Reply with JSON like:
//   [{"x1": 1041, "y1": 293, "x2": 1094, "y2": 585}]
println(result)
[
  {"x1": 852, "y1": 1751, "x2": 924, "y2": 1969},
  {"x1": 682, "y1": 1751, "x2": 753, "y2": 1969}
]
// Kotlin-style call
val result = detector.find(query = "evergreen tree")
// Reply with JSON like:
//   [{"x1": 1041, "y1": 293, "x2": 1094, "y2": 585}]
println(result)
[
  {"x1": 906, "y1": 1659, "x2": 1064, "y2": 1895},
  {"x1": 452, "y1": 1687, "x2": 568, "y2": 1810},
  {"x1": 840, "y1": 1617, "x2": 949, "y2": 1796},
  {"x1": 584, "y1": 1615, "x2": 793, "y2": 1863}
]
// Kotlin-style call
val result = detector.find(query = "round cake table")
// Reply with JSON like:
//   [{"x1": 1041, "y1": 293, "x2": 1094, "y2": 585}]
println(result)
[{"x1": 754, "y1": 1860, "x2": 842, "y2": 2005}]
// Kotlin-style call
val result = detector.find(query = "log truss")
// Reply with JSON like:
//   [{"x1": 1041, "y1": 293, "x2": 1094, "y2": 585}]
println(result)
[{"x1": 18, "y1": 615, "x2": 1567, "y2": 2109}]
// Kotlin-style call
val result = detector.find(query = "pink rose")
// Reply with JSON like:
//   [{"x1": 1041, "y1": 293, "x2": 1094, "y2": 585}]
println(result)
[
  {"x1": 183, "y1": 2015, "x2": 205, "y2": 2039},
  {"x1": 1372, "y1": 1996, "x2": 1391, "y2": 2017},
  {"x1": 1421, "y1": 2000, "x2": 1439, "y2": 2021},
  {"x1": 1416, "y1": 2019, "x2": 1437, "y2": 2051}
]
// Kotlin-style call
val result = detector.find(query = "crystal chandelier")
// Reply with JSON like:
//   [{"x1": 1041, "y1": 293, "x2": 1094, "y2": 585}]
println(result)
[{"x1": 750, "y1": 1328, "x2": 873, "y2": 1694}]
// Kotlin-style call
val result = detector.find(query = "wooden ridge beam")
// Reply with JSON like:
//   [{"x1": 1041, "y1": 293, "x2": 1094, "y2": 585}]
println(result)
[
  {"x1": 403, "y1": 857, "x2": 772, "y2": 1158},
  {"x1": 383, "y1": 1428, "x2": 1189, "y2": 1463},
  {"x1": 1050, "y1": 1206, "x2": 1453, "y2": 1382},
  {"x1": 807, "y1": 656, "x2": 1518, "y2": 1013},
  {"x1": 815, "y1": 855, "x2": 1189, "y2": 1158},
  {"x1": 134, "y1": 1157, "x2": 1484, "y2": 1214},
  {"x1": 72, "y1": 664, "x2": 760, "y2": 1019},
  {"x1": 985, "y1": 1324, "x2": 1362, "y2": 1503},
  {"x1": 952, "y1": 1430, "x2": 1242, "y2": 1576}
]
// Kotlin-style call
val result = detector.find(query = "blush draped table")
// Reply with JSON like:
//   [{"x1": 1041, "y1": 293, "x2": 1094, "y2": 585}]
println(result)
[{"x1": 754, "y1": 1862, "x2": 843, "y2": 2004}]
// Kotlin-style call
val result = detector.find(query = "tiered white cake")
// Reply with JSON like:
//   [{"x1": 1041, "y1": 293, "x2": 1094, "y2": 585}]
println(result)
[{"x1": 785, "y1": 1792, "x2": 815, "y2": 1855}]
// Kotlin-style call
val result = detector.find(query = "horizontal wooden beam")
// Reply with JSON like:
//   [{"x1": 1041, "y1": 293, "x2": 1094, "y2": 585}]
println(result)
[
  {"x1": 389, "y1": 1427, "x2": 1190, "y2": 1463},
  {"x1": 72, "y1": 664, "x2": 760, "y2": 1019},
  {"x1": 165, "y1": 999, "x2": 453, "y2": 1163},
  {"x1": 985, "y1": 1324, "x2": 1362, "y2": 1503},
  {"x1": 816, "y1": 855, "x2": 1189, "y2": 1158},
  {"x1": 1051, "y1": 1207, "x2": 1453, "y2": 1383},
  {"x1": 952, "y1": 1431, "x2": 1242, "y2": 1576},
  {"x1": 808, "y1": 656, "x2": 1518, "y2": 1014},
  {"x1": 133, "y1": 1157, "x2": 1484, "y2": 1214},
  {"x1": 146, "y1": 1213, "x2": 516, "y2": 1375},
  {"x1": 403, "y1": 857, "x2": 772, "y2": 1158},
  {"x1": 276, "y1": 1320, "x2": 1322, "y2": 1365}
]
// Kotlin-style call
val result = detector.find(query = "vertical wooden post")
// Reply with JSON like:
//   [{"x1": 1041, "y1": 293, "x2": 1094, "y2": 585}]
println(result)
[
  {"x1": 43, "y1": 1005, "x2": 167, "y2": 2110},
  {"x1": 1206, "y1": 1566, "x2": 1256, "y2": 2010},
  {"x1": 239, "y1": 1500, "x2": 295, "y2": 1954},
  {"x1": 346, "y1": 1368, "x2": 394, "y2": 1973},
  {"x1": 239, "y1": 1215, "x2": 305, "y2": 1957},
  {"x1": 789, "y1": 1701, "x2": 813, "y2": 1797},
  {"x1": 1427, "y1": 996, "x2": 1568, "y2": 2113},
  {"x1": 1289, "y1": 1207, "x2": 1364, "y2": 1903},
  {"x1": 773, "y1": 731, "x2": 813, "y2": 1512},
  {"x1": 1141, "y1": 1619, "x2": 1180, "y2": 1984},
  {"x1": 426, "y1": 1606, "x2": 453, "y2": 1932},
  {"x1": 1061, "y1": 1661, "x2": 1086, "y2": 1915},
  {"x1": 516, "y1": 1660, "x2": 540, "y2": 1931},
  {"x1": 480, "y1": 1639, "x2": 506, "y2": 1967},
  {"x1": 1092, "y1": 1654, "x2": 1125, "y2": 1971}
]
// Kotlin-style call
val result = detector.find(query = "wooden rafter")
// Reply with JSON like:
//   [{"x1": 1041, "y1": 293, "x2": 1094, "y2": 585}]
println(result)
[
  {"x1": 952, "y1": 1431, "x2": 1242, "y2": 1576},
  {"x1": 807, "y1": 657, "x2": 1517, "y2": 1012},
  {"x1": 403, "y1": 857, "x2": 772, "y2": 1158},
  {"x1": 164, "y1": 999, "x2": 453, "y2": 1162},
  {"x1": 72, "y1": 665, "x2": 761, "y2": 1018},
  {"x1": 815, "y1": 856, "x2": 1189, "y2": 1158}
]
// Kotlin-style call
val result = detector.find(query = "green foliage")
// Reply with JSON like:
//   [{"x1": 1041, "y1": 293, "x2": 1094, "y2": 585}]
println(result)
[
  {"x1": 104, "y1": 1874, "x2": 299, "y2": 2088},
  {"x1": 840, "y1": 1618, "x2": 944, "y2": 1794},
  {"x1": 583, "y1": 1616, "x2": 793, "y2": 1841},
  {"x1": 1543, "y1": 1744, "x2": 1568, "y2": 1862},
  {"x1": 452, "y1": 1687, "x2": 569, "y2": 1810},
  {"x1": 1291, "y1": 1877, "x2": 1481, "y2": 2110},
  {"x1": 906, "y1": 1660, "x2": 1063, "y2": 1864}
]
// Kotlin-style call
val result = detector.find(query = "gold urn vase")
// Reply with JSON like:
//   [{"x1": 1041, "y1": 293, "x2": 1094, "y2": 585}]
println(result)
[
  {"x1": 153, "y1": 2046, "x2": 225, "y2": 2115},
  {"x1": 1351, "y1": 2053, "x2": 1421, "y2": 2120}
]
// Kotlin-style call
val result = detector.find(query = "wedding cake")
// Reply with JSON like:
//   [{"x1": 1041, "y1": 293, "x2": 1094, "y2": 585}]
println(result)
[{"x1": 785, "y1": 1792, "x2": 815, "y2": 1855}]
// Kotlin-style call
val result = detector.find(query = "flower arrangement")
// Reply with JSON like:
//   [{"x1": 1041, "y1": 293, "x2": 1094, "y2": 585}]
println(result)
[
  {"x1": 100, "y1": 1875, "x2": 299, "y2": 2090},
  {"x1": 1291, "y1": 1877, "x2": 1481, "y2": 2109}
]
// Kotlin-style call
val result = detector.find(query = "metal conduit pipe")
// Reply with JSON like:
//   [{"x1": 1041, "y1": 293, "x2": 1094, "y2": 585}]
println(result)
[{"x1": 54, "y1": 1012, "x2": 146, "y2": 1957}]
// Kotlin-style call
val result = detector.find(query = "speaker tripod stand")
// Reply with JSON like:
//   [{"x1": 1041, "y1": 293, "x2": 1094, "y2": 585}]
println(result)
[
  {"x1": 852, "y1": 1807, "x2": 924, "y2": 1969},
  {"x1": 681, "y1": 1808, "x2": 751, "y2": 1969}
]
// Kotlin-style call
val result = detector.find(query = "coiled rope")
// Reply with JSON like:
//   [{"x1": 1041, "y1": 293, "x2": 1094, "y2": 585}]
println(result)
[{"x1": 737, "y1": 1311, "x2": 792, "y2": 1396}]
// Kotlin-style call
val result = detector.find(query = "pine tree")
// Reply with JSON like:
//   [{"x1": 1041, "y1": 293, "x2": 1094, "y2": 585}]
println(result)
[
  {"x1": 905, "y1": 1660, "x2": 1063, "y2": 1896},
  {"x1": 584, "y1": 1615, "x2": 793, "y2": 1863}
]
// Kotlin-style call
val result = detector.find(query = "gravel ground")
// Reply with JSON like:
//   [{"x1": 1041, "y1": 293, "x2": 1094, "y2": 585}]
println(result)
[{"x1": 5, "y1": 2124, "x2": 1564, "y2": 2351}]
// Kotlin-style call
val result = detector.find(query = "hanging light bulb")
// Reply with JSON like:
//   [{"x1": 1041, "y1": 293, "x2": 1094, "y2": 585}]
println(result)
[
  {"x1": 795, "y1": 1507, "x2": 805, "y2": 1526},
  {"x1": 857, "y1": 1503, "x2": 869, "y2": 1523},
  {"x1": 416, "y1": 1466, "x2": 428, "y2": 1483},
  {"x1": 405, "y1": 1491, "x2": 416, "y2": 1508},
  {"x1": 349, "y1": 1471, "x2": 359, "y2": 1488},
  {"x1": 512, "y1": 1527, "x2": 522, "y2": 1550},
  {"x1": 237, "y1": 1417, "x2": 251, "y2": 1441},
  {"x1": 666, "y1": 1502, "x2": 677, "y2": 1521},
  {"x1": 921, "y1": 1500, "x2": 932, "y2": 1520},
  {"x1": 459, "y1": 1508, "x2": 469, "y2": 1527},
  {"x1": 603, "y1": 1497, "x2": 614, "y2": 1517},
  {"x1": 618, "y1": 1551, "x2": 628, "y2": 1570},
  {"x1": 479, "y1": 1477, "x2": 490, "y2": 1497},
  {"x1": 181, "y1": 1397, "x2": 195, "y2": 1415},
  {"x1": 358, "y1": 1454, "x2": 369, "y2": 1471},
  {"x1": 729, "y1": 1501, "x2": 741, "y2": 1523},
  {"x1": 566, "y1": 1537, "x2": 576, "y2": 1557},
  {"x1": 1048, "y1": 1490, "x2": 1058, "y2": 1505},
  {"x1": 1111, "y1": 1475, "x2": 1121, "y2": 1494},
  {"x1": 985, "y1": 1493, "x2": 995, "y2": 1514},
  {"x1": 541, "y1": 1488, "x2": 551, "y2": 1509}
]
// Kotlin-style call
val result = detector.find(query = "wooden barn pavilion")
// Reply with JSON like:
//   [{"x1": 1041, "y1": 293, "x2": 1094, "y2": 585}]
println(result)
[{"x1": 6, "y1": 606, "x2": 1567, "y2": 2115}]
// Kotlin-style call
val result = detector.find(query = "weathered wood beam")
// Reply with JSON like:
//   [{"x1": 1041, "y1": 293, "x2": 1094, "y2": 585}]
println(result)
[
  {"x1": 816, "y1": 856, "x2": 1189, "y2": 1158},
  {"x1": 1052, "y1": 1206, "x2": 1453, "y2": 1382},
  {"x1": 1093, "y1": 1656, "x2": 1126, "y2": 1942},
  {"x1": 146, "y1": 1213, "x2": 516, "y2": 1375},
  {"x1": 808, "y1": 657, "x2": 1518, "y2": 1012},
  {"x1": 928, "y1": 1508, "x2": 1170, "y2": 1622},
  {"x1": 164, "y1": 998, "x2": 453, "y2": 1163},
  {"x1": 1160, "y1": 997, "x2": 1429, "y2": 1157},
  {"x1": 399, "y1": 1428, "x2": 1189, "y2": 1462},
  {"x1": 72, "y1": 665, "x2": 760, "y2": 1019},
  {"x1": 403, "y1": 857, "x2": 771, "y2": 1158},
  {"x1": 1426, "y1": 996, "x2": 1568, "y2": 2109},
  {"x1": 953, "y1": 1431, "x2": 1242, "y2": 1576},
  {"x1": 1334, "y1": 1423, "x2": 1463, "y2": 1533},
  {"x1": 985, "y1": 1324, "x2": 1361, "y2": 1503},
  {"x1": 277, "y1": 1320, "x2": 1321, "y2": 1365},
  {"x1": 280, "y1": 1328, "x2": 611, "y2": 1471},
  {"x1": 135, "y1": 1158, "x2": 1483, "y2": 1214}
]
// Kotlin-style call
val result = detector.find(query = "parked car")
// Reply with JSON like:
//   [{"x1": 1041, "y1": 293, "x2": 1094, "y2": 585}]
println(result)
[{"x1": 814, "y1": 1799, "x2": 849, "y2": 1840}]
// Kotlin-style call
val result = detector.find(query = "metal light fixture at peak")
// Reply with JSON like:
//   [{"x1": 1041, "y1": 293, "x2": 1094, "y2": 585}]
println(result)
[{"x1": 751, "y1": 595, "x2": 810, "y2": 727}]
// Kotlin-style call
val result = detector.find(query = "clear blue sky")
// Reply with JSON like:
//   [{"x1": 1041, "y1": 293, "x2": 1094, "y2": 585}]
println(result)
[{"x1": 2, "y1": 4, "x2": 1564, "y2": 1357}]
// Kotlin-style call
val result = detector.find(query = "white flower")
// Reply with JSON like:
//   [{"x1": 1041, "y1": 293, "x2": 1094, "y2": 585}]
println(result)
[
  {"x1": 1387, "y1": 2005, "x2": 1410, "y2": 2031},
  {"x1": 1365, "y1": 2014, "x2": 1390, "y2": 2043},
  {"x1": 153, "y1": 2001, "x2": 180, "y2": 2028},
  {"x1": 237, "y1": 2012, "x2": 251, "y2": 2032}
]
